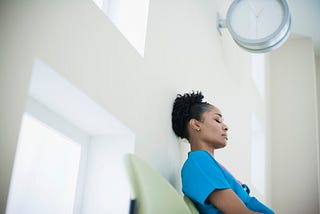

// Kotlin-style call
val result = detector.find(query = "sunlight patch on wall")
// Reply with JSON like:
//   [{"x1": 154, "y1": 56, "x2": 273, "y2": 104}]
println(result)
[
  {"x1": 250, "y1": 112, "x2": 266, "y2": 196},
  {"x1": 251, "y1": 54, "x2": 266, "y2": 99}
]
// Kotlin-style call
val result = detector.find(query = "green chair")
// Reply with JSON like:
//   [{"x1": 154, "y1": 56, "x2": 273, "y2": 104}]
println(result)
[
  {"x1": 183, "y1": 196, "x2": 199, "y2": 214},
  {"x1": 124, "y1": 153, "x2": 199, "y2": 214}
]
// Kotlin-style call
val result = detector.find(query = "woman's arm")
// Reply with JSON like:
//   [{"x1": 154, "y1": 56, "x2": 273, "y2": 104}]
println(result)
[{"x1": 207, "y1": 189, "x2": 260, "y2": 214}]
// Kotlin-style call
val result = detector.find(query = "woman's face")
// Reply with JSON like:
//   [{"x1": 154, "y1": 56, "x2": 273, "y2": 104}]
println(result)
[{"x1": 197, "y1": 106, "x2": 229, "y2": 149}]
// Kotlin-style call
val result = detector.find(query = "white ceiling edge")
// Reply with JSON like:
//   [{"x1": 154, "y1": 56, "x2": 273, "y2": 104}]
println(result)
[{"x1": 29, "y1": 58, "x2": 135, "y2": 139}]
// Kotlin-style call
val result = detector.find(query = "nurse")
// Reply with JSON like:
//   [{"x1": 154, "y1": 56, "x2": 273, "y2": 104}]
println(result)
[{"x1": 171, "y1": 91, "x2": 274, "y2": 214}]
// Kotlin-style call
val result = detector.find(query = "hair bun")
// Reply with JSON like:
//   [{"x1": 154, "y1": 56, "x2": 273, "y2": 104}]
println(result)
[
  {"x1": 179, "y1": 91, "x2": 204, "y2": 105},
  {"x1": 171, "y1": 91, "x2": 204, "y2": 139}
]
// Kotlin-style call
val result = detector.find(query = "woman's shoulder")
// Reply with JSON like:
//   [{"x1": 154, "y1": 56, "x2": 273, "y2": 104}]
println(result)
[{"x1": 184, "y1": 150, "x2": 219, "y2": 169}]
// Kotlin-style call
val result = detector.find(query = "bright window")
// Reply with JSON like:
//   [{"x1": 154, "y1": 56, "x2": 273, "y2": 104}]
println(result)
[
  {"x1": 92, "y1": 0, "x2": 150, "y2": 56},
  {"x1": 7, "y1": 58, "x2": 135, "y2": 214},
  {"x1": 6, "y1": 113, "x2": 81, "y2": 214}
]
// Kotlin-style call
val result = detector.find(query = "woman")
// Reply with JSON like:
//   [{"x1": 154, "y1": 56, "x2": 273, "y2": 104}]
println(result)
[{"x1": 171, "y1": 91, "x2": 274, "y2": 214}]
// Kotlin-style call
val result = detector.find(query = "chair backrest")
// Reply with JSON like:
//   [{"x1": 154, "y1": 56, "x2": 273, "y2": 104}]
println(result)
[
  {"x1": 183, "y1": 196, "x2": 199, "y2": 214},
  {"x1": 124, "y1": 153, "x2": 195, "y2": 214}
]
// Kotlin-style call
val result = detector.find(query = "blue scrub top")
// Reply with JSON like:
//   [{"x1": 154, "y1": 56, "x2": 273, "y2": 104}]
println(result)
[{"x1": 181, "y1": 150, "x2": 274, "y2": 214}]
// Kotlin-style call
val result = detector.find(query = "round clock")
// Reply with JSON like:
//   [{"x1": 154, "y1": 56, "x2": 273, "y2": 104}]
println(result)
[{"x1": 224, "y1": 0, "x2": 291, "y2": 53}]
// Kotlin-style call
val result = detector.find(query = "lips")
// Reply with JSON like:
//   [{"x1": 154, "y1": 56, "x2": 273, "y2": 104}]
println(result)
[{"x1": 222, "y1": 134, "x2": 228, "y2": 140}]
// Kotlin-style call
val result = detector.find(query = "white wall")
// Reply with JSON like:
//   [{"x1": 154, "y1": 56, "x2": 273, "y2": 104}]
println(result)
[{"x1": 269, "y1": 38, "x2": 319, "y2": 213}]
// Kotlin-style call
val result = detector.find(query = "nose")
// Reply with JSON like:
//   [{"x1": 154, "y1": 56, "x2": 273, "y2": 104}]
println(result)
[{"x1": 223, "y1": 123, "x2": 228, "y2": 131}]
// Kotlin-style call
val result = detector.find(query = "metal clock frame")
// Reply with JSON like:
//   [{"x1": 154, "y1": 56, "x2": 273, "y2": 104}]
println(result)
[{"x1": 217, "y1": 0, "x2": 291, "y2": 53}]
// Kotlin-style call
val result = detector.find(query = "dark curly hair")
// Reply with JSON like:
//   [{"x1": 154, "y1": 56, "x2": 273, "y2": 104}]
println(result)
[{"x1": 171, "y1": 91, "x2": 211, "y2": 140}]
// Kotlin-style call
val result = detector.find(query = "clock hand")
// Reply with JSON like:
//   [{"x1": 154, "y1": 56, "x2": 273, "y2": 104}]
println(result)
[
  {"x1": 256, "y1": 8, "x2": 264, "y2": 18},
  {"x1": 247, "y1": 0, "x2": 258, "y2": 16}
]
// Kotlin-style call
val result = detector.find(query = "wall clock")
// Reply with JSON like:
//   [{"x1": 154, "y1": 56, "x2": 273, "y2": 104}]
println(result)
[{"x1": 217, "y1": 0, "x2": 291, "y2": 53}]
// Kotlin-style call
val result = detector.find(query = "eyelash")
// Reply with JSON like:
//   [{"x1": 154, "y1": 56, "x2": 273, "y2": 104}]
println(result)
[{"x1": 215, "y1": 119, "x2": 223, "y2": 123}]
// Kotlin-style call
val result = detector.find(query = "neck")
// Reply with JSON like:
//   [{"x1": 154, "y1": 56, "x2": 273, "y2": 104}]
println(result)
[{"x1": 190, "y1": 140, "x2": 215, "y2": 157}]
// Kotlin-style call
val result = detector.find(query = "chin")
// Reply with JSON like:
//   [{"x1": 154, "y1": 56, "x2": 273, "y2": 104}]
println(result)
[
  {"x1": 216, "y1": 143, "x2": 227, "y2": 149},
  {"x1": 221, "y1": 141, "x2": 228, "y2": 147}
]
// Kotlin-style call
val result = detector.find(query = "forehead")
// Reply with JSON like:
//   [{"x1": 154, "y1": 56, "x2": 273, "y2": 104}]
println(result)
[{"x1": 204, "y1": 105, "x2": 222, "y2": 116}]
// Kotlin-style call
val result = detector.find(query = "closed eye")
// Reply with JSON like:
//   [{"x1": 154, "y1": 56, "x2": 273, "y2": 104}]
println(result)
[
  {"x1": 215, "y1": 118, "x2": 224, "y2": 123},
  {"x1": 214, "y1": 113, "x2": 224, "y2": 123}
]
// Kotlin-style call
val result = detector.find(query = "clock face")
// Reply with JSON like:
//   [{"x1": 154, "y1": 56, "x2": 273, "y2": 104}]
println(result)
[{"x1": 228, "y1": 0, "x2": 285, "y2": 41}]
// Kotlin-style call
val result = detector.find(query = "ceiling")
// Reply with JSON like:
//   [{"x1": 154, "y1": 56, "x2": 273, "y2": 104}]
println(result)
[{"x1": 217, "y1": 0, "x2": 320, "y2": 56}]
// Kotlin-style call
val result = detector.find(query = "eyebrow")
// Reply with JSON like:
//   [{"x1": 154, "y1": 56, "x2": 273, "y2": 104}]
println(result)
[{"x1": 214, "y1": 113, "x2": 223, "y2": 117}]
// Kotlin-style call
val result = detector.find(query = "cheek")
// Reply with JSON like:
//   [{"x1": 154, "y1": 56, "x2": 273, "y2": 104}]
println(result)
[{"x1": 202, "y1": 125, "x2": 220, "y2": 137}]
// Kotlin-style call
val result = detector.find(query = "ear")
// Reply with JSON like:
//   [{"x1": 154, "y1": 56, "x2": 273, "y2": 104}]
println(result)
[{"x1": 189, "y1": 118, "x2": 201, "y2": 131}]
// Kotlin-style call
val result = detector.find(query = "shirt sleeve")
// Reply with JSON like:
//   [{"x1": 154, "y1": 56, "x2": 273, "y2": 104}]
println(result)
[
  {"x1": 181, "y1": 151, "x2": 231, "y2": 205},
  {"x1": 246, "y1": 197, "x2": 275, "y2": 214}
]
